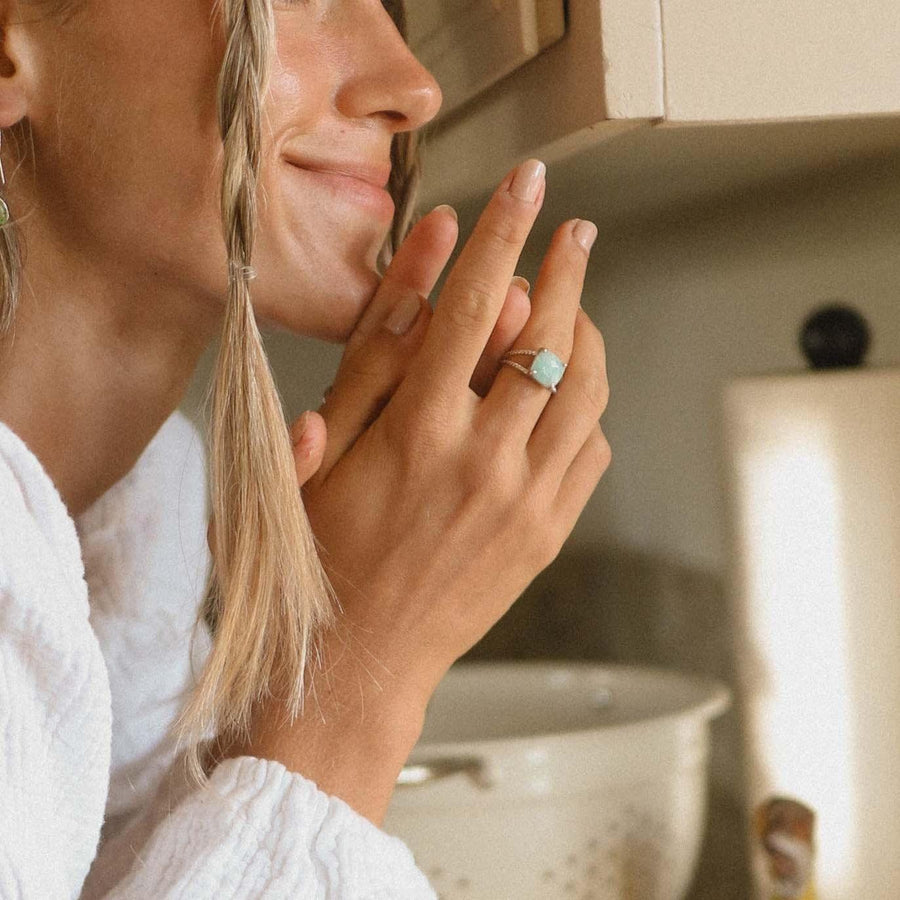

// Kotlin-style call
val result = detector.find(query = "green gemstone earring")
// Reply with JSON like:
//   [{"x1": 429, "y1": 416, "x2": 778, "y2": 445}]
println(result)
[{"x1": 0, "y1": 130, "x2": 10, "y2": 227}]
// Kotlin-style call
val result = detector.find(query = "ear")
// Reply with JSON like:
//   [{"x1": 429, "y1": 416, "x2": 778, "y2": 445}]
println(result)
[{"x1": 0, "y1": 7, "x2": 31, "y2": 128}]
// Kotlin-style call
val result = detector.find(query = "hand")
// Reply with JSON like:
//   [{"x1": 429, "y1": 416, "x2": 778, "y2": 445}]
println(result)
[
  {"x1": 287, "y1": 202, "x2": 535, "y2": 479},
  {"x1": 338, "y1": 204, "x2": 534, "y2": 400},
  {"x1": 299, "y1": 159, "x2": 610, "y2": 707},
  {"x1": 207, "y1": 209, "x2": 531, "y2": 557}
]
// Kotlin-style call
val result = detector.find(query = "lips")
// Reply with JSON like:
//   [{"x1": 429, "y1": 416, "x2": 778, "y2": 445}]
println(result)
[
  {"x1": 283, "y1": 158, "x2": 396, "y2": 222},
  {"x1": 283, "y1": 157, "x2": 392, "y2": 189}
]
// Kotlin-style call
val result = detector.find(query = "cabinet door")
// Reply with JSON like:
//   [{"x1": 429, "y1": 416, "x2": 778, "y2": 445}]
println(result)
[
  {"x1": 662, "y1": 0, "x2": 900, "y2": 120},
  {"x1": 406, "y1": 0, "x2": 567, "y2": 119},
  {"x1": 413, "y1": 0, "x2": 664, "y2": 208}
]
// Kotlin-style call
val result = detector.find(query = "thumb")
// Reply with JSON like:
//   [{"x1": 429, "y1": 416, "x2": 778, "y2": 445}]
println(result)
[
  {"x1": 314, "y1": 205, "x2": 458, "y2": 483},
  {"x1": 289, "y1": 410, "x2": 327, "y2": 487}
]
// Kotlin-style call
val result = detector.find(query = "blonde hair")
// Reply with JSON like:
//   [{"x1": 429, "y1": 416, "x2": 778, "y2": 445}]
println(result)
[{"x1": 1, "y1": 0, "x2": 424, "y2": 787}]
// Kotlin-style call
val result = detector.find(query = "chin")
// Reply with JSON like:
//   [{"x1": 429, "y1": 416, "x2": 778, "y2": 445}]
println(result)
[
  {"x1": 247, "y1": 215, "x2": 389, "y2": 340},
  {"x1": 253, "y1": 271, "x2": 381, "y2": 344}
]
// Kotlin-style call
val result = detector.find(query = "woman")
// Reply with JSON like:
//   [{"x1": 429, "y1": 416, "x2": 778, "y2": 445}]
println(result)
[{"x1": 0, "y1": 0, "x2": 610, "y2": 895}]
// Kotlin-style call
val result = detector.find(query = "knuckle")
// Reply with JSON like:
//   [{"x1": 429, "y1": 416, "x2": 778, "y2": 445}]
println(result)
[
  {"x1": 486, "y1": 208, "x2": 532, "y2": 250},
  {"x1": 342, "y1": 358, "x2": 381, "y2": 389},
  {"x1": 343, "y1": 341, "x2": 395, "y2": 381},
  {"x1": 571, "y1": 367, "x2": 608, "y2": 414},
  {"x1": 464, "y1": 448, "x2": 518, "y2": 500},
  {"x1": 578, "y1": 309, "x2": 606, "y2": 353},
  {"x1": 560, "y1": 246, "x2": 586, "y2": 282},
  {"x1": 532, "y1": 526, "x2": 564, "y2": 570},
  {"x1": 548, "y1": 532, "x2": 567, "y2": 566},
  {"x1": 595, "y1": 371, "x2": 611, "y2": 413},
  {"x1": 496, "y1": 473, "x2": 521, "y2": 511},
  {"x1": 519, "y1": 484, "x2": 543, "y2": 527},
  {"x1": 589, "y1": 321, "x2": 607, "y2": 360},
  {"x1": 446, "y1": 278, "x2": 496, "y2": 332},
  {"x1": 589, "y1": 427, "x2": 612, "y2": 475},
  {"x1": 397, "y1": 407, "x2": 446, "y2": 461},
  {"x1": 574, "y1": 332, "x2": 609, "y2": 413},
  {"x1": 519, "y1": 487, "x2": 557, "y2": 566},
  {"x1": 344, "y1": 328, "x2": 368, "y2": 356}
]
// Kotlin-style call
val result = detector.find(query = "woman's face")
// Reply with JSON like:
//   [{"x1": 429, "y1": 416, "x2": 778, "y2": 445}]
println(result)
[{"x1": 5, "y1": 0, "x2": 441, "y2": 342}]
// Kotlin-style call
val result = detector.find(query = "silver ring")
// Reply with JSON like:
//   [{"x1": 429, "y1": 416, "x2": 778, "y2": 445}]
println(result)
[{"x1": 500, "y1": 348, "x2": 567, "y2": 394}]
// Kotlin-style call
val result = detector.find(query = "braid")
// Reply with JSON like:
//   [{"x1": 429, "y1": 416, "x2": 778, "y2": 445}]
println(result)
[
  {"x1": 176, "y1": 0, "x2": 338, "y2": 786},
  {"x1": 217, "y1": 0, "x2": 269, "y2": 269}
]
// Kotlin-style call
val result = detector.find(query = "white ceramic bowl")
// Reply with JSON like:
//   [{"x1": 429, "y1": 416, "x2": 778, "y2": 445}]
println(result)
[{"x1": 382, "y1": 661, "x2": 730, "y2": 900}]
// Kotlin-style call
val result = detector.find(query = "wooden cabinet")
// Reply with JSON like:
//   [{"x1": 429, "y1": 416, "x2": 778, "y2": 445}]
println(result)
[{"x1": 412, "y1": 0, "x2": 900, "y2": 211}]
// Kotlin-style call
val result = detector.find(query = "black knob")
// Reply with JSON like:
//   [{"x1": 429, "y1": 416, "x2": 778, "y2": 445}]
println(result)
[{"x1": 800, "y1": 304, "x2": 870, "y2": 369}]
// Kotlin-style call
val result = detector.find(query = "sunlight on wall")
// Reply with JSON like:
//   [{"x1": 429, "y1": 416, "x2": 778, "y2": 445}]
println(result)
[{"x1": 738, "y1": 418, "x2": 857, "y2": 894}]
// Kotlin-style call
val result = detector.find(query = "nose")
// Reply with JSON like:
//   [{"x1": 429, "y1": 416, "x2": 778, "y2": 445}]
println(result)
[{"x1": 333, "y1": 1, "x2": 443, "y2": 134}]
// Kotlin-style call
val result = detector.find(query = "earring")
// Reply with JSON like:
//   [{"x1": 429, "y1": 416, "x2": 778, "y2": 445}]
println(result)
[{"x1": 0, "y1": 130, "x2": 10, "y2": 226}]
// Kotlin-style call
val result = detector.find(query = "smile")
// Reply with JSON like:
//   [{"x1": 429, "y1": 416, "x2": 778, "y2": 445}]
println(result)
[{"x1": 284, "y1": 161, "x2": 396, "y2": 222}]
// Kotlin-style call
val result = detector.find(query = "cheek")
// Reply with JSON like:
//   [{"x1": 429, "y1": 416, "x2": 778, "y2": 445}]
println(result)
[
  {"x1": 27, "y1": 1, "x2": 225, "y2": 273},
  {"x1": 266, "y1": 19, "x2": 332, "y2": 139}
]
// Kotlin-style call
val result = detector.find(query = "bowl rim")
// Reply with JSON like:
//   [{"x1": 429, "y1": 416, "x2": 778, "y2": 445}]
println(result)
[{"x1": 411, "y1": 659, "x2": 732, "y2": 754}]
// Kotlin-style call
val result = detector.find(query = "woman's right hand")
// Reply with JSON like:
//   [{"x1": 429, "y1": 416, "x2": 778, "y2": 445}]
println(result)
[{"x1": 300, "y1": 159, "x2": 611, "y2": 709}]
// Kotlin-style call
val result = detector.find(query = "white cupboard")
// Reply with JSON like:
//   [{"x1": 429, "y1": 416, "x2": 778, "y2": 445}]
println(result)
[
  {"x1": 662, "y1": 0, "x2": 900, "y2": 122},
  {"x1": 410, "y1": 0, "x2": 900, "y2": 211},
  {"x1": 405, "y1": 0, "x2": 566, "y2": 118}
]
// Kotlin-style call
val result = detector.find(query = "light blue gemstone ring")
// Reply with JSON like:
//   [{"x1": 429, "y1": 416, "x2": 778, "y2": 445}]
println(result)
[{"x1": 500, "y1": 348, "x2": 567, "y2": 394}]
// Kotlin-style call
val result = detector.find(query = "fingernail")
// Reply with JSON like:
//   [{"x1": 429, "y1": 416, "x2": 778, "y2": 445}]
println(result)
[
  {"x1": 509, "y1": 159, "x2": 545, "y2": 203},
  {"x1": 573, "y1": 219, "x2": 598, "y2": 253},
  {"x1": 433, "y1": 204, "x2": 458, "y2": 222},
  {"x1": 291, "y1": 411, "x2": 310, "y2": 445},
  {"x1": 511, "y1": 276, "x2": 530, "y2": 295},
  {"x1": 297, "y1": 432, "x2": 315, "y2": 459},
  {"x1": 384, "y1": 294, "x2": 421, "y2": 335}
]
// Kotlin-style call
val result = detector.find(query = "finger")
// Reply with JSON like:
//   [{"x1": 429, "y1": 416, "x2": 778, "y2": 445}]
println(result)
[
  {"x1": 313, "y1": 207, "x2": 458, "y2": 482},
  {"x1": 404, "y1": 159, "x2": 546, "y2": 408},
  {"x1": 470, "y1": 278, "x2": 531, "y2": 397},
  {"x1": 344, "y1": 205, "x2": 458, "y2": 356},
  {"x1": 290, "y1": 410, "x2": 328, "y2": 486},
  {"x1": 552, "y1": 423, "x2": 612, "y2": 536},
  {"x1": 529, "y1": 308, "x2": 609, "y2": 492},
  {"x1": 479, "y1": 217, "x2": 597, "y2": 444},
  {"x1": 511, "y1": 275, "x2": 530, "y2": 296},
  {"x1": 315, "y1": 297, "x2": 432, "y2": 484}
]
